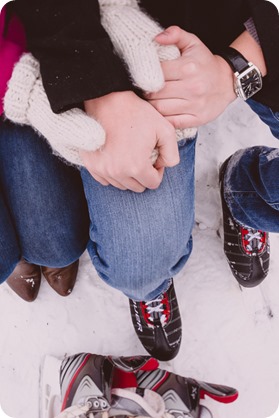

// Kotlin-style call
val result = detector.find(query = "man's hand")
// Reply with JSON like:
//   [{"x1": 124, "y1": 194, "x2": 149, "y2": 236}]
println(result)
[
  {"x1": 80, "y1": 91, "x2": 179, "y2": 192},
  {"x1": 147, "y1": 26, "x2": 237, "y2": 128}
]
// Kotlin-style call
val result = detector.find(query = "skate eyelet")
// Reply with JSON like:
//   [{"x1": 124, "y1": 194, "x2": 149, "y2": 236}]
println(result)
[{"x1": 93, "y1": 400, "x2": 100, "y2": 408}]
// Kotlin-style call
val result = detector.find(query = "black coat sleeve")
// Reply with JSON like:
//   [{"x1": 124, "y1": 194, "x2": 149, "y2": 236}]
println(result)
[
  {"x1": 13, "y1": 0, "x2": 135, "y2": 113},
  {"x1": 246, "y1": 0, "x2": 279, "y2": 110}
]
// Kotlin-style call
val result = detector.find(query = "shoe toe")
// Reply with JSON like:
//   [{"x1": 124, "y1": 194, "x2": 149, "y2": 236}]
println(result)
[
  {"x1": 146, "y1": 326, "x2": 181, "y2": 361},
  {"x1": 234, "y1": 255, "x2": 269, "y2": 288},
  {"x1": 6, "y1": 260, "x2": 41, "y2": 302},
  {"x1": 42, "y1": 260, "x2": 79, "y2": 296}
]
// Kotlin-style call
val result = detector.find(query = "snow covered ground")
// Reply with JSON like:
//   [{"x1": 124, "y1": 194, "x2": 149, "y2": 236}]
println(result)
[{"x1": 0, "y1": 99, "x2": 279, "y2": 418}]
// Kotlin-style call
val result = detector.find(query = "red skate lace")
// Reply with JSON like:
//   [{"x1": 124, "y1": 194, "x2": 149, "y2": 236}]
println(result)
[
  {"x1": 241, "y1": 228, "x2": 267, "y2": 255},
  {"x1": 142, "y1": 293, "x2": 170, "y2": 327}
]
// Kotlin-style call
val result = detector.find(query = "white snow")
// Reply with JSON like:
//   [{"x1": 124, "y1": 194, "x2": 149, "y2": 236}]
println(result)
[{"x1": 0, "y1": 100, "x2": 279, "y2": 418}]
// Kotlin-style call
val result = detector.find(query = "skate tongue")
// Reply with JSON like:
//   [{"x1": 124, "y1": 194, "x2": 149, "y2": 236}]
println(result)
[
  {"x1": 110, "y1": 357, "x2": 159, "y2": 373},
  {"x1": 110, "y1": 388, "x2": 165, "y2": 418}
]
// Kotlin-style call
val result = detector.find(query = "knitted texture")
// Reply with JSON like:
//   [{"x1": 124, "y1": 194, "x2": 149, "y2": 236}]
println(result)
[
  {"x1": 100, "y1": 0, "x2": 197, "y2": 140},
  {"x1": 4, "y1": 53, "x2": 106, "y2": 166},
  {"x1": 100, "y1": 0, "x2": 179, "y2": 93},
  {"x1": 4, "y1": 2, "x2": 197, "y2": 167}
]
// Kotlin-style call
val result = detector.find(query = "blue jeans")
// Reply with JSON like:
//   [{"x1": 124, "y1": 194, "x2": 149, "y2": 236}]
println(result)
[
  {"x1": 0, "y1": 118, "x2": 196, "y2": 300},
  {"x1": 223, "y1": 99, "x2": 279, "y2": 232},
  {"x1": 81, "y1": 137, "x2": 196, "y2": 300},
  {"x1": 0, "y1": 119, "x2": 89, "y2": 283}
]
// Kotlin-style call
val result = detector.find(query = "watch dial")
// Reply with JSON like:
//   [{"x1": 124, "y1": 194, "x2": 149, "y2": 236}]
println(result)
[{"x1": 241, "y1": 68, "x2": 262, "y2": 98}]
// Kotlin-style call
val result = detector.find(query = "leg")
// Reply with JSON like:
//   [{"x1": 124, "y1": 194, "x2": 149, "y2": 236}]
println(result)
[
  {"x1": 223, "y1": 99, "x2": 279, "y2": 231},
  {"x1": 81, "y1": 136, "x2": 196, "y2": 360},
  {"x1": 81, "y1": 137, "x2": 196, "y2": 300},
  {"x1": 0, "y1": 188, "x2": 20, "y2": 283},
  {"x1": 0, "y1": 119, "x2": 89, "y2": 267},
  {"x1": 219, "y1": 100, "x2": 279, "y2": 287},
  {"x1": 0, "y1": 119, "x2": 90, "y2": 298}
]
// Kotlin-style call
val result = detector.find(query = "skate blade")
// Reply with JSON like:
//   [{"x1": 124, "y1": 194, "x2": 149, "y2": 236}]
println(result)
[
  {"x1": 40, "y1": 355, "x2": 62, "y2": 418},
  {"x1": 199, "y1": 397, "x2": 219, "y2": 418},
  {"x1": 199, "y1": 405, "x2": 213, "y2": 418}
]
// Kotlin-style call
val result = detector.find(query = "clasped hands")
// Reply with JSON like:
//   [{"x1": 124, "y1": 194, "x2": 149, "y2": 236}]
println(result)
[{"x1": 81, "y1": 26, "x2": 236, "y2": 192}]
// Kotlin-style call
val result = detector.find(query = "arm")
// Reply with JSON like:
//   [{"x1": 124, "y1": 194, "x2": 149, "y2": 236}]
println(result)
[
  {"x1": 147, "y1": 26, "x2": 268, "y2": 128},
  {"x1": 246, "y1": 0, "x2": 279, "y2": 83},
  {"x1": 246, "y1": 0, "x2": 279, "y2": 110},
  {"x1": 12, "y1": 0, "x2": 180, "y2": 191},
  {"x1": 13, "y1": 0, "x2": 135, "y2": 113}
]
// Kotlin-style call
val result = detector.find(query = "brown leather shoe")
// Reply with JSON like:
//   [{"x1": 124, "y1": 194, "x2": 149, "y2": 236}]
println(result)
[
  {"x1": 41, "y1": 260, "x2": 79, "y2": 296},
  {"x1": 6, "y1": 259, "x2": 41, "y2": 302}
]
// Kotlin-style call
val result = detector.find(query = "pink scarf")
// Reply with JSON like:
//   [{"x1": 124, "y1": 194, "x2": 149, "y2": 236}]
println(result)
[{"x1": 0, "y1": 5, "x2": 26, "y2": 115}]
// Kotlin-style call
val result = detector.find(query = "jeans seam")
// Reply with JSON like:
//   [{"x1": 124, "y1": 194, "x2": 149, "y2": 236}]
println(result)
[{"x1": 270, "y1": 108, "x2": 279, "y2": 122}]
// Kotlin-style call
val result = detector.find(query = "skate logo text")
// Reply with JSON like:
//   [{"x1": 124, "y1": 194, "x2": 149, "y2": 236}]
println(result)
[{"x1": 132, "y1": 301, "x2": 143, "y2": 332}]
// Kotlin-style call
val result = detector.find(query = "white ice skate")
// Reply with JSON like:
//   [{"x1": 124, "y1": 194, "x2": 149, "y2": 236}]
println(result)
[
  {"x1": 40, "y1": 353, "x2": 238, "y2": 418},
  {"x1": 40, "y1": 353, "x2": 162, "y2": 418}
]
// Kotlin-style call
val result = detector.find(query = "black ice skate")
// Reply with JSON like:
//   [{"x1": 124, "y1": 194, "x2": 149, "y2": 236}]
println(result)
[
  {"x1": 219, "y1": 159, "x2": 270, "y2": 288},
  {"x1": 129, "y1": 278, "x2": 182, "y2": 361}
]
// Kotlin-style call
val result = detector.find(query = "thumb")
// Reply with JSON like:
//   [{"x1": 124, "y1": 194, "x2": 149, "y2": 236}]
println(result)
[{"x1": 155, "y1": 25, "x2": 197, "y2": 53}]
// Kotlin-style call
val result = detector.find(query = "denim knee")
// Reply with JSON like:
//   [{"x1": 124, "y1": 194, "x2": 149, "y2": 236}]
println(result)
[
  {"x1": 88, "y1": 219, "x2": 193, "y2": 300},
  {"x1": 82, "y1": 136, "x2": 196, "y2": 300},
  {"x1": 85, "y1": 169, "x2": 195, "y2": 299},
  {"x1": 223, "y1": 146, "x2": 279, "y2": 231}
]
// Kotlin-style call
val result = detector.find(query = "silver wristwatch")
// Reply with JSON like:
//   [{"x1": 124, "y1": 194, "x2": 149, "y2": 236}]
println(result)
[{"x1": 218, "y1": 46, "x2": 262, "y2": 100}]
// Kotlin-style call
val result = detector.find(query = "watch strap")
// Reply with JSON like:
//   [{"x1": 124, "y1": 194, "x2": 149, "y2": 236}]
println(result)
[{"x1": 218, "y1": 47, "x2": 250, "y2": 73}]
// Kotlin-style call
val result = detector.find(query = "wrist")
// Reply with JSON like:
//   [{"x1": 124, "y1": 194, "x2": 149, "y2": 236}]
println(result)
[
  {"x1": 84, "y1": 90, "x2": 136, "y2": 118},
  {"x1": 217, "y1": 47, "x2": 263, "y2": 101},
  {"x1": 230, "y1": 30, "x2": 267, "y2": 77},
  {"x1": 214, "y1": 54, "x2": 238, "y2": 103}
]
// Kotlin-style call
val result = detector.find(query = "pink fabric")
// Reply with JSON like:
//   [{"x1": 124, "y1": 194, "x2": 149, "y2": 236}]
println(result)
[{"x1": 0, "y1": 5, "x2": 26, "y2": 115}]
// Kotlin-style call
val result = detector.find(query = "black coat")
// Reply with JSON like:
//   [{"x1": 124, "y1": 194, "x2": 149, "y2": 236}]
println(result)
[{"x1": 13, "y1": 0, "x2": 279, "y2": 112}]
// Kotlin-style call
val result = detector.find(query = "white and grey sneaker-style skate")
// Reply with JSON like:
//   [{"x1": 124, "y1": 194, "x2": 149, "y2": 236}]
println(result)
[
  {"x1": 135, "y1": 368, "x2": 239, "y2": 418},
  {"x1": 40, "y1": 353, "x2": 238, "y2": 418},
  {"x1": 40, "y1": 353, "x2": 161, "y2": 418}
]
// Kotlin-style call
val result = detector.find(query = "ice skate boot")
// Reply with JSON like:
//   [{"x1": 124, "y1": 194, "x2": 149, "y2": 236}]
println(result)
[
  {"x1": 135, "y1": 369, "x2": 238, "y2": 418},
  {"x1": 40, "y1": 353, "x2": 160, "y2": 418}
]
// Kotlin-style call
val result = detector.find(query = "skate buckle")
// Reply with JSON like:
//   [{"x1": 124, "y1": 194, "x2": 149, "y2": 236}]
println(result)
[
  {"x1": 81, "y1": 396, "x2": 110, "y2": 413},
  {"x1": 166, "y1": 408, "x2": 192, "y2": 418}
]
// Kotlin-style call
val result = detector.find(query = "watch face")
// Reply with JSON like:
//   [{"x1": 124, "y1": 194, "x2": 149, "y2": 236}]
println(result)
[{"x1": 236, "y1": 66, "x2": 262, "y2": 100}]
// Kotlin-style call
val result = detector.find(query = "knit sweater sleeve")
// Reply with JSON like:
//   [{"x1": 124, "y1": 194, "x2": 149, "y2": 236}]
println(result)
[{"x1": 13, "y1": 0, "x2": 135, "y2": 113}]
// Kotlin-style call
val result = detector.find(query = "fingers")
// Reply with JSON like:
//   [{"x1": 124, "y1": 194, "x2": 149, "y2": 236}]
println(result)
[
  {"x1": 149, "y1": 98, "x2": 191, "y2": 117},
  {"x1": 132, "y1": 166, "x2": 165, "y2": 189},
  {"x1": 156, "y1": 124, "x2": 180, "y2": 167},
  {"x1": 84, "y1": 166, "x2": 148, "y2": 193},
  {"x1": 87, "y1": 170, "x2": 159, "y2": 193},
  {"x1": 80, "y1": 149, "x2": 164, "y2": 193},
  {"x1": 165, "y1": 114, "x2": 200, "y2": 129},
  {"x1": 155, "y1": 26, "x2": 198, "y2": 53},
  {"x1": 147, "y1": 81, "x2": 188, "y2": 101},
  {"x1": 92, "y1": 174, "x2": 110, "y2": 187}
]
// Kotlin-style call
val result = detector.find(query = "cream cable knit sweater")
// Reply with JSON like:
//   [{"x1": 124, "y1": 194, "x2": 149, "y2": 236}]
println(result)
[
  {"x1": 4, "y1": 54, "x2": 106, "y2": 165},
  {"x1": 4, "y1": 0, "x2": 197, "y2": 166}
]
